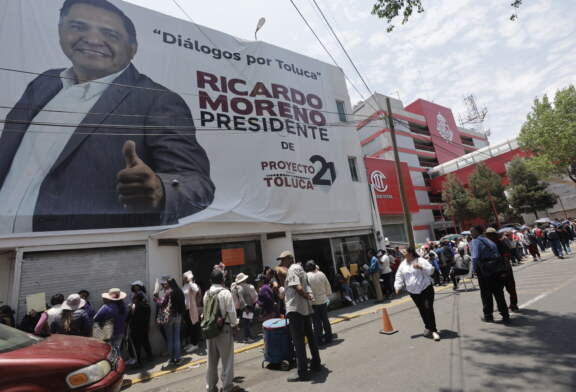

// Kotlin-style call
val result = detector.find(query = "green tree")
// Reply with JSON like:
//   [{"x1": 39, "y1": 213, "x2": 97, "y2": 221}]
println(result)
[
  {"x1": 518, "y1": 84, "x2": 576, "y2": 183},
  {"x1": 468, "y1": 163, "x2": 508, "y2": 225},
  {"x1": 506, "y1": 156, "x2": 557, "y2": 219},
  {"x1": 441, "y1": 174, "x2": 473, "y2": 231},
  {"x1": 371, "y1": 0, "x2": 523, "y2": 32}
]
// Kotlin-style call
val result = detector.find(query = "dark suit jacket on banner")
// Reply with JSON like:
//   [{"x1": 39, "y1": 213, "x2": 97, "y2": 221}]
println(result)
[{"x1": 0, "y1": 64, "x2": 215, "y2": 232}]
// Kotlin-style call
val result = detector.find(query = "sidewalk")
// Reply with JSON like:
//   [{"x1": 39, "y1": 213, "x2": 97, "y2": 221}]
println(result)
[
  {"x1": 121, "y1": 292, "x2": 415, "y2": 389},
  {"x1": 121, "y1": 252, "x2": 551, "y2": 389}
]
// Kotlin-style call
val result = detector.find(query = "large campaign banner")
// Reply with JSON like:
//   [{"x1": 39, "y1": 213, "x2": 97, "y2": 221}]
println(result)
[{"x1": 0, "y1": 0, "x2": 358, "y2": 233}]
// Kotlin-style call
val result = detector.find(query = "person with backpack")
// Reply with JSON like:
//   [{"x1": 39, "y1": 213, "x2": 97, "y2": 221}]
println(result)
[
  {"x1": 153, "y1": 276, "x2": 186, "y2": 367},
  {"x1": 203, "y1": 268, "x2": 239, "y2": 392},
  {"x1": 546, "y1": 225, "x2": 564, "y2": 259},
  {"x1": 524, "y1": 228, "x2": 541, "y2": 261},
  {"x1": 470, "y1": 226, "x2": 510, "y2": 324}
]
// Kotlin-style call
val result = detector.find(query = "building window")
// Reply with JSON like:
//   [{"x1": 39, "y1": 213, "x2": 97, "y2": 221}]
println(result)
[
  {"x1": 336, "y1": 100, "x2": 347, "y2": 122},
  {"x1": 348, "y1": 157, "x2": 359, "y2": 182}
]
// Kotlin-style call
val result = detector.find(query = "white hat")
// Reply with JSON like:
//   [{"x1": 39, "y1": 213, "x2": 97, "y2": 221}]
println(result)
[
  {"x1": 276, "y1": 250, "x2": 294, "y2": 260},
  {"x1": 61, "y1": 293, "x2": 86, "y2": 311},
  {"x1": 235, "y1": 272, "x2": 249, "y2": 284},
  {"x1": 183, "y1": 270, "x2": 194, "y2": 280},
  {"x1": 102, "y1": 288, "x2": 127, "y2": 301},
  {"x1": 130, "y1": 280, "x2": 145, "y2": 287},
  {"x1": 159, "y1": 275, "x2": 171, "y2": 284}
]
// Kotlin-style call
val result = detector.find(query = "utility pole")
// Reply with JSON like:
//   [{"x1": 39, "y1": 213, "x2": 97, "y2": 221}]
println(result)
[
  {"x1": 386, "y1": 97, "x2": 415, "y2": 248},
  {"x1": 486, "y1": 186, "x2": 501, "y2": 229}
]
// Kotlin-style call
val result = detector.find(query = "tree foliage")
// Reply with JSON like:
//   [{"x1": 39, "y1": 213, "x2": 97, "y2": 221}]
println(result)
[
  {"x1": 506, "y1": 156, "x2": 557, "y2": 219},
  {"x1": 468, "y1": 163, "x2": 508, "y2": 224},
  {"x1": 518, "y1": 84, "x2": 576, "y2": 183},
  {"x1": 441, "y1": 174, "x2": 473, "y2": 231},
  {"x1": 371, "y1": 0, "x2": 523, "y2": 32}
]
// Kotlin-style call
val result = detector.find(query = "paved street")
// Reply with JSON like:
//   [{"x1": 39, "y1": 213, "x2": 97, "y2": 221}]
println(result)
[{"x1": 124, "y1": 250, "x2": 576, "y2": 392}]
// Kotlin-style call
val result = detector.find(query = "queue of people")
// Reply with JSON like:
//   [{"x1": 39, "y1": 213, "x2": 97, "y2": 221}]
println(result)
[{"x1": 4, "y1": 218, "x2": 572, "y2": 389}]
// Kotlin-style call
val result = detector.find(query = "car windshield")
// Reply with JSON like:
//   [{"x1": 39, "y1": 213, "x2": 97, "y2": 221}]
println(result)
[{"x1": 0, "y1": 323, "x2": 43, "y2": 353}]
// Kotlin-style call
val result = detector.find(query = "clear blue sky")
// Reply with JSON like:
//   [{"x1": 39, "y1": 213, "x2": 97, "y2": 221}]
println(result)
[{"x1": 125, "y1": 0, "x2": 576, "y2": 143}]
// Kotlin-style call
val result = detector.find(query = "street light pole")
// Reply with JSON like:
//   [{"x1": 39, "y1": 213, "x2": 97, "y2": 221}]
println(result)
[{"x1": 255, "y1": 17, "x2": 266, "y2": 40}]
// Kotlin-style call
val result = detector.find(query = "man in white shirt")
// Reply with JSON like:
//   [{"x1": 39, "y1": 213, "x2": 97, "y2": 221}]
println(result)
[
  {"x1": 305, "y1": 260, "x2": 333, "y2": 345},
  {"x1": 203, "y1": 269, "x2": 239, "y2": 392},
  {"x1": 278, "y1": 250, "x2": 321, "y2": 382},
  {"x1": 0, "y1": 0, "x2": 213, "y2": 233}
]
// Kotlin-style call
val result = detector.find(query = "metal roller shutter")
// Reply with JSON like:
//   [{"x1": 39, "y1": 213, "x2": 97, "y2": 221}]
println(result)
[{"x1": 17, "y1": 246, "x2": 146, "y2": 319}]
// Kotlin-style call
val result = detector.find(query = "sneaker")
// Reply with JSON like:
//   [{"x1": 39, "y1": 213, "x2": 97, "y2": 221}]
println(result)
[
  {"x1": 509, "y1": 305, "x2": 519, "y2": 312},
  {"x1": 185, "y1": 344, "x2": 198, "y2": 353},
  {"x1": 432, "y1": 332, "x2": 441, "y2": 341},
  {"x1": 351, "y1": 300, "x2": 357, "y2": 305},
  {"x1": 422, "y1": 329, "x2": 432, "y2": 337},
  {"x1": 287, "y1": 374, "x2": 310, "y2": 382},
  {"x1": 480, "y1": 316, "x2": 494, "y2": 323},
  {"x1": 344, "y1": 295, "x2": 352, "y2": 302},
  {"x1": 363, "y1": 295, "x2": 369, "y2": 301},
  {"x1": 452, "y1": 285, "x2": 458, "y2": 291},
  {"x1": 244, "y1": 338, "x2": 254, "y2": 344}
]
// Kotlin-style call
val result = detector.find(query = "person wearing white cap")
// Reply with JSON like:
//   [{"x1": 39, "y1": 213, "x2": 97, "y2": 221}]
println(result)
[
  {"x1": 182, "y1": 270, "x2": 201, "y2": 353},
  {"x1": 94, "y1": 288, "x2": 128, "y2": 349},
  {"x1": 278, "y1": 250, "x2": 321, "y2": 382},
  {"x1": 48, "y1": 293, "x2": 91, "y2": 337},
  {"x1": 130, "y1": 280, "x2": 149, "y2": 303},
  {"x1": 154, "y1": 276, "x2": 186, "y2": 366}
]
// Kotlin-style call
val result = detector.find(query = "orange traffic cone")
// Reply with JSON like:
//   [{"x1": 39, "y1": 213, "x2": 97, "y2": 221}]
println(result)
[{"x1": 379, "y1": 308, "x2": 398, "y2": 335}]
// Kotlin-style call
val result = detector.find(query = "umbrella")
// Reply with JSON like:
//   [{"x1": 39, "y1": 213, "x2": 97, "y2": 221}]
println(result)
[
  {"x1": 440, "y1": 234, "x2": 463, "y2": 242},
  {"x1": 534, "y1": 217, "x2": 552, "y2": 224},
  {"x1": 497, "y1": 227, "x2": 515, "y2": 233},
  {"x1": 460, "y1": 231, "x2": 471, "y2": 236}
]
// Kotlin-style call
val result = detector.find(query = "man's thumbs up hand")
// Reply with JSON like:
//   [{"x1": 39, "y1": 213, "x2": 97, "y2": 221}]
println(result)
[{"x1": 117, "y1": 140, "x2": 164, "y2": 211}]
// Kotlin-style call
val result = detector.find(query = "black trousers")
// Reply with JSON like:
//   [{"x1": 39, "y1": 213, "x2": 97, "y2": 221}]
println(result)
[
  {"x1": 130, "y1": 328, "x2": 153, "y2": 364},
  {"x1": 477, "y1": 272, "x2": 509, "y2": 319},
  {"x1": 450, "y1": 268, "x2": 469, "y2": 286},
  {"x1": 503, "y1": 269, "x2": 518, "y2": 308},
  {"x1": 182, "y1": 311, "x2": 201, "y2": 346},
  {"x1": 409, "y1": 284, "x2": 437, "y2": 332},
  {"x1": 287, "y1": 312, "x2": 320, "y2": 377}
]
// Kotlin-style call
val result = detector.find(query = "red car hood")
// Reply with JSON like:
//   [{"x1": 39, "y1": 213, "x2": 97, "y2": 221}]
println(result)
[
  {"x1": 1, "y1": 334, "x2": 110, "y2": 362},
  {"x1": 0, "y1": 335, "x2": 115, "y2": 391}
]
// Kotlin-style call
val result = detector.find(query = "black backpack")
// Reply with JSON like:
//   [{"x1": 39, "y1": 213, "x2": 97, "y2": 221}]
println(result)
[{"x1": 547, "y1": 229, "x2": 559, "y2": 241}]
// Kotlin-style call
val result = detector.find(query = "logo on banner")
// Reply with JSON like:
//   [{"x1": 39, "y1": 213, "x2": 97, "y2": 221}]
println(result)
[
  {"x1": 436, "y1": 112, "x2": 454, "y2": 143},
  {"x1": 371, "y1": 171, "x2": 389, "y2": 193}
]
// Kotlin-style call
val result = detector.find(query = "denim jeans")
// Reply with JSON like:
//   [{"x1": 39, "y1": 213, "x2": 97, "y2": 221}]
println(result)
[
  {"x1": 242, "y1": 317, "x2": 252, "y2": 339},
  {"x1": 165, "y1": 314, "x2": 181, "y2": 361}
]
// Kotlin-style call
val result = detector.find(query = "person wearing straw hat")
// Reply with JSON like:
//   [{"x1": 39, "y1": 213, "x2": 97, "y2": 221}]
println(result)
[
  {"x1": 95, "y1": 288, "x2": 128, "y2": 348},
  {"x1": 49, "y1": 293, "x2": 92, "y2": 337},
  {"x1": 232, "y1": 272, "x2": 258, "y2": 343}
]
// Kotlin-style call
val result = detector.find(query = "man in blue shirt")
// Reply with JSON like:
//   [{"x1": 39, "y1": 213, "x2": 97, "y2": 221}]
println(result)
[
  {"x1": 470, "y1": 226, "x2": 510, "y2": 323},
  {"x1": 367, "y1": 249, "x2": 384, "y2": 302}
]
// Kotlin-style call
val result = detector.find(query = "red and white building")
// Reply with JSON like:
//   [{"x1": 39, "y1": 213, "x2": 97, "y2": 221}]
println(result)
[{"x1": 354, "y1": 93, "x2": 492, "y2": 242}]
